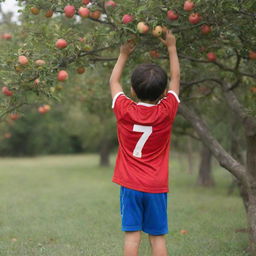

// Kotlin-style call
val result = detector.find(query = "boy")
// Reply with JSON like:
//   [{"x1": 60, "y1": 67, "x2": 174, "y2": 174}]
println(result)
[{"x1": 109, "y1": 30, "x2": 180, "y2": 256}]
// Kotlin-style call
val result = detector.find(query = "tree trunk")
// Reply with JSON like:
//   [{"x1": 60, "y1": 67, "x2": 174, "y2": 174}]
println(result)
[
  {"x1": 99, "y1": 139, "x2": 111, "y2": 167},
  {"x1": 228, "y1": 111, "x2": 249, "y2": 212},
  {"x1": 246, "y1": 135, "x2": 256, "y2": 254},
  {"x1": 197, "y1": 144, "x2": 214, "y2": 186},
  {"x1": 187, "y1": 137, "x2": 194, "y2": 174},
  {"x1": 178, "y1": 103, "x2": 246, "y2": 183}
]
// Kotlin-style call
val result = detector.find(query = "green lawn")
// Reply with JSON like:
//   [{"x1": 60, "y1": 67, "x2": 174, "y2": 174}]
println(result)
[{"x1": 0, "y1": 154, "x2": 249, "y2": 256}]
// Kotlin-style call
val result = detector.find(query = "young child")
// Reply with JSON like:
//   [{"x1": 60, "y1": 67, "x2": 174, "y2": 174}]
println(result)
[{"x1": 109, "y1": 30, "x2": 180, "y2": 256}]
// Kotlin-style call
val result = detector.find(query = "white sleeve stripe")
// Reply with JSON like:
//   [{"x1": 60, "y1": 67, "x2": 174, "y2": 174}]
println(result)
[
  {"x1": 112, "y1": 92, "x2": 124, "y2": 109},
  {"x1": 168, "y1": 90, "x2": 180, "y2": 103}
]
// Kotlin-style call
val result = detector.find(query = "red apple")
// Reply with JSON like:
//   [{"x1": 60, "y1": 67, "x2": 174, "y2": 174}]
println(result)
[
  {"x1": 35, "y1": 59, "x2": 46, "y2": 66},
  {"x1": 38, "y1": 106, "x2": 46, "y2": 114},
  {"x1": 18, "y1": 55, "x2": 29, "y2": 65},
  {"x1": 34, "y1": 79, "x2": 40, "y2": 85},
  {"x1": 249, "y1": 51, "x2": 256, "y2": 60},
  {"x1": 137, "y1": 22, "x2": 149, "y2": 34},
  {"x1": 149, "y1": 50, "x2": 160, "y2": 58},
  {"x1": 207, "y1": 52, "x2": 217, "y2": 62},
  {"x1": 31, "y1": 7, "x2": 40, "y2": 15},
  {"x1": 77, "y1": 67, "x2": 85, "y2": 74},
  {"x1": 184, "y1": 1, "x2": 195, "y2": 11},
  {"x1": 55, "y1": 39, "x2": 68, "y2": 49},
  {"x1": 45, "y1": 10, "x2": 54, "y2": 18},
  {"x1": 152, "y1": 26, "x2": 163, "y2": 37},
  {"x1": 82, "y1": 0, "x2": 90, "y2": 4},
  {"x1": 79, "y1": 7, "x2": 90, "y2": 18},
  {"x1": 43, "y1": 105, "x2": 51, "y2": 112},
  {"x1": 64, "y1": 5, "x2": 76, "y2": 18},
  {"x1": 2, "y1": 86, "x2": 13, "y2": 96},
  {"x1": 167, "y1": 10, "x2": 179, "y2": 20},
  {"x1": 57, "y1": 70, "x2": 69, "y2": 81},
  {"x1": 105, "y1": 1, "x2": 117, "y2": 8},
  {"x1": 89, "y1": 10, "x2": 101, "y2": 19},
  {"x1": 201, "y1": 25, "x2": 211, "y2": 34},
  {"x1": 189, "y1": 13, "x2": 202, "y2": 24},
  {"x1": 38, "y1": 104, "x2": 51, "y2": 114},
  {"x1": 10, "y1": 113, "x2": 20, "y2": 121},
  {"x1": 2, "y1": 33, "x2": 12, "y2": 40},
  {"x1": 122, "y1": 14, "x2": 133, "y2": 24}
]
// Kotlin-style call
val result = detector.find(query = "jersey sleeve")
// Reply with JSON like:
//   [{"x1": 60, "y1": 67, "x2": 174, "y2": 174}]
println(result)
[
  {"x1": 159, "y1": 90, "x2": 180, "y2": 121},
  {"x1": 112, "y1": 92, "x2": 133, "y2": 120}
]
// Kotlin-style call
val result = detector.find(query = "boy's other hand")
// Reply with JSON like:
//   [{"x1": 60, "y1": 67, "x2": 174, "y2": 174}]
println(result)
[
  {"x1": 160, "y1": 30, "x2": 176, "y2": 49},
  {"x1": 120, "y1": 41, "x2": 136, "y2": 56}
]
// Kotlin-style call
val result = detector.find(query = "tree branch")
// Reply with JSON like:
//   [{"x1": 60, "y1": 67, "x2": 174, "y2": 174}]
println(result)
[
  {"x1": 178, "y1": 102, "x2": 247, "y2": 183},
  {"x1": 178, "y1": 54, "x2": 256, "y2": 79}
]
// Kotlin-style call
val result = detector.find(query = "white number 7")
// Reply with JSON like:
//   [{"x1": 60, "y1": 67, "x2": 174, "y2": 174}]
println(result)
[{"x1": 133, "y1": 125, "x2": 153, "y2": 158}]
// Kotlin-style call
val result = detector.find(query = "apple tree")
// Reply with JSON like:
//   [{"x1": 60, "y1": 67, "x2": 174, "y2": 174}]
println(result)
[{"x1": 0, "y1": 0, "x2": 256, "y2": 253}]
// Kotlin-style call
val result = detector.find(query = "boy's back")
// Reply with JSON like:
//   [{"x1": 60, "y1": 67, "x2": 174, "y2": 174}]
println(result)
[{"x1": 112, "y1": 91, "x2": 180, "y2": 193}]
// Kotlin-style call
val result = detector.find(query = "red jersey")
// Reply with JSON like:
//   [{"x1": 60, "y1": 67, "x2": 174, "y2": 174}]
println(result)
[{"x1": 112, "y1": 90, "x2": 180, "y2": 193}]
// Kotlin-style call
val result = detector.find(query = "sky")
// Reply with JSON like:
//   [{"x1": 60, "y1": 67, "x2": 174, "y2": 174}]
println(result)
[{"x1": 1, "y1": 0, "x2": 20, "y2": 22}]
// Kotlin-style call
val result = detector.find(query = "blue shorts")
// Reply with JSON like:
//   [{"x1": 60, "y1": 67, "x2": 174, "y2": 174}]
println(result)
[{"x1": 120, "y1": 186, "x2": 168, "y2": 236}]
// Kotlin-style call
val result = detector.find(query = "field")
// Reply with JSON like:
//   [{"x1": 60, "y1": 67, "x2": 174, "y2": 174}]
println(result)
[{"x1": 0, "y1": 154, "x2": 249, "y2": 256}]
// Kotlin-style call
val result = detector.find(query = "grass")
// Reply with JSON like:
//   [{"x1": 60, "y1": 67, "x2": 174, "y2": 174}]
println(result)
[{"x1": 0, "y1": 153, "x2": 249, "y2": 256}]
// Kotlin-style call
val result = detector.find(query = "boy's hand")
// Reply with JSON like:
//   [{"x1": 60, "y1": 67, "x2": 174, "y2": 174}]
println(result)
[
  {"x1": 160, "y1": 30, "x2": 176, "y2": 49},
  {"x1": 120, "y1": 42, "x2": 136, "y2": 56}
]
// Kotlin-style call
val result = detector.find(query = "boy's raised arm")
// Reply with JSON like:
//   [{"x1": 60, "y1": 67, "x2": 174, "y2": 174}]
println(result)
[
  {"x1": 161, "y1": 30, "x2": 180, "y2": 96},
  {"x1": 109, "y1": 43, "x2": 135, "y2": 99}
]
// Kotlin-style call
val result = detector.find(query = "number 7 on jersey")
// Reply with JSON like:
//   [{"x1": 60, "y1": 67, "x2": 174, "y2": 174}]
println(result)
[{"x1": 132, "y1": 125, "x2": 153, "y2": 158}]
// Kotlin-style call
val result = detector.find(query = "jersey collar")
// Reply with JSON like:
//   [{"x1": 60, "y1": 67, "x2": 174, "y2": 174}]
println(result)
[{"x1": 137, "y1": 102, "x2": 156, "y2": 107}]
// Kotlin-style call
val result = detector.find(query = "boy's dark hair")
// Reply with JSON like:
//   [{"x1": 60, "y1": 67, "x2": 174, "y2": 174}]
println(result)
[{"x1": 131, "y1": 63, "x2": 168, "y2": 102}]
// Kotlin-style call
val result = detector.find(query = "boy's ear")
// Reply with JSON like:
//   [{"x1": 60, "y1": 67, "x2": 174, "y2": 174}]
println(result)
[{"x1": 130, "y1": 87, "x2": 136, "y2": 97}]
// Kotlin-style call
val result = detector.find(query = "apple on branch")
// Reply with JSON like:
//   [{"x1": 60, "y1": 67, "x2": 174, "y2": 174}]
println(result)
[
  {"x1": 201, "y1": 25, "x2": 211, "y2": 34},
  {"x1": 167, "y1": 10, "x2": 179, "y2": 20},
  {"x1": 137, "y1": 22, "x2": 149, "y2": 34},
  {"x1": 2, "y1": 33, "x2": 12, "y2": 40},
  {"x1": 45, "y1": 10, "x2": 54, "y2": 18},
  {"x1": 18, "y1": 56, "x2": 29, "y2": 65},
  {"x1": 2, "y1": 86, "x2": 13, "y2": 96},
  {"x1": 189, "y1": 13, "x2": 202, "y2": 24},
  {"x1": 64, "y1": 5, "x2": 76, "y2": 18},
  {"x1": 152, "y1": 26, "x2": 163, "y2": 37},
  {"x1": 58, "y1": 70, "x2": 69, "y2": 81},
  {"x1": 184, "y1": 1, "x2": 195, "y2": 11},
  {"x1": 122, "y1": 14, "x2": 133, "y2": 24},
  {"x1": 207, "y1": 52, "x2": 217, "y2": 62},
  {"x1": 105, "y1": 1, "x2": 117, "y2": 8},
  {"x1": 89, "y1": 10, "x2": 101, "y2": 19},
  {"x1": 79, "y1": 7, "x2": 90, "y2": 18},
  {"x1": 56, "y1": 39, "x2": 68, "y2": 49},
  {"x1": 82, "y1": 0, "x2": 90, "y2": 5},
  {"x1": 9, "y1": 113, "x2": 20, "y2": 121},
  {"x1": 38, "y1": 104, "x2": 51, "y2": 114},
  {"x1": 31, "y1": 7, "x2": 40, "y2": 15}
]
